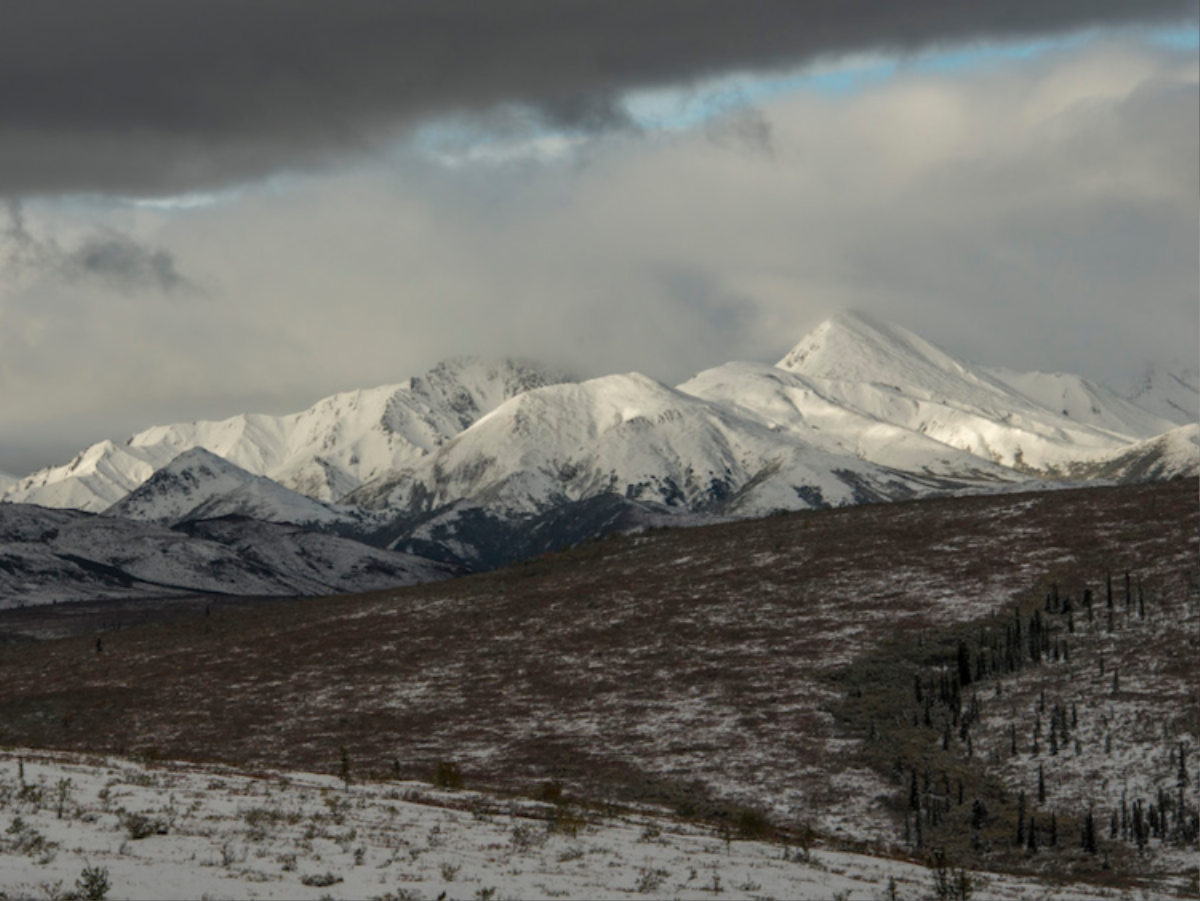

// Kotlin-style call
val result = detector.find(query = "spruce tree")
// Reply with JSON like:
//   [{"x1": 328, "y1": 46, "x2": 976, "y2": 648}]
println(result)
[
  {"x1": 1082, "y1": 810, "x2": 1098, "y2": 854},
  {"x1": 1016, "y1": 791, "x2": 1027, "y2": 846},
  {"x1": 971, "y1": 799, "x2": 988, "y2": 830}
]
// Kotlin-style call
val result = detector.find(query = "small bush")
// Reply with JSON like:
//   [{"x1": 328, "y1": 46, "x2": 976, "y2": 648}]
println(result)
[
  {"x1": 548, "y1": 806, "x2": 588, "y2": 837},
  {"x1": 432, "y1": 761, "x2": 464, "y2": 790},
  {"x1": 638, "y1": 823, "x2": 663, "y2": 843},
  {"x1": 511, "y1": 822, "x2": 546, "y2": 852},
  {"x1": 635, "y1": 867, "x2": 669, "y2": 893},
  {"x1": 537, "y1": 780, "x2": 564, "y2": 804},
  {"x1": 928, "y1": 848, "x2": 974, "y2": 900},
  {"x1": 75, "y1": 863, "x2": 111, "y2": 901},
  {"x1": 120, "y1": 811, "x2": 165, "y2": 840},
  {"x1": 735, "y1": 807, "x2": 772, "y2": 840},
  {"x1": 301, "y1": 871, "x2": 343, "y2": 887}
]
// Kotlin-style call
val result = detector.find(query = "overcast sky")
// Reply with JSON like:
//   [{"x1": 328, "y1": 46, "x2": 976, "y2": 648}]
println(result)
[{"x1": 1, "y1": 1, "x2": 1197, "y2": 475}]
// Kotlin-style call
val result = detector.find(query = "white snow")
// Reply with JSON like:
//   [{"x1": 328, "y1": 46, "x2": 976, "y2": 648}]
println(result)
[
  {"x1": 0, "y1": 750, "x2": 1120, "y2": 901},
  {"x1": 4, "y1": 358, "x2": 566, "y2": 512},
  {"x1": 1087, "y1": 422, "x2": 1200, "y2": 481},
  {"x1": 774, "y1": 312, "x2": 1175, "y2": 472},
  {"x1": 2, "y1": 313, "x2": 1189, "y2": 536},
  {"x1": 678, "y1": 360, "x2": 1024, "y2": 482},
  {"x1": 1125, "y1": 362, "x2": 1199, "y2": 426},
  {"x1": 345, "y1": 371, "x2": 964, "y2": 521},
  {"x1": 104, "y1": 447, "x2": 351, "y2": 527}
]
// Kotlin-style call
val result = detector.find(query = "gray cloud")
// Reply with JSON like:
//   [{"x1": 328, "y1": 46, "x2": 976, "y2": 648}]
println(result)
[
  {"x1": 0, "y1": 38, "x2": 1194, "y2": 476},
  {"x1": 1, "y1": 1, "x2": 1194, "y2": 196},
  {"x1": 66, "y1": 232, "x2": 191, "y2": 293},
  {"x1": 2, "y1": 200, "x2": 193, "y2": 293}
]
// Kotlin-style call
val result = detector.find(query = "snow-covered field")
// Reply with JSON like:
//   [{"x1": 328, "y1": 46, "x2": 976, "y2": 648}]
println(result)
[{"x1": 0, "y1": 750, "x2": 1121, "y2": 901}]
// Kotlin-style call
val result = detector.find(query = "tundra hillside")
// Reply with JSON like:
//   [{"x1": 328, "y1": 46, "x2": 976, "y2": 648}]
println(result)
[{"x1": 0, "y1": 478, "x2": 1195, "y2": 894}]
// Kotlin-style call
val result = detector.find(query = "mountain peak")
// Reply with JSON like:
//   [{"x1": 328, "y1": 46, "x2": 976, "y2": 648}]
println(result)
[
  {"x1": 104, "y1": 447, "x2": 345, "y2": 527},
  {"x1": 777, "y1": 310, "x2": 970, "y2": 386},
  {"x1": 158, "y1": 446, "x2": 241, "y2": 474}
]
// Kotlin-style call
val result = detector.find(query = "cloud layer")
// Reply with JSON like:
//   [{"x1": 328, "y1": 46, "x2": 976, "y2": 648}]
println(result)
[
  {"x1": 2, "y1": 36, "x2": 1194, "y2": 477},
  {"x1": 2, "y1": 1, "x2": 1195, "y2": 196}
]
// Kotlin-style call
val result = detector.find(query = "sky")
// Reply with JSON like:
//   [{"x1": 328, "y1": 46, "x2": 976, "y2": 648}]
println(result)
[{"x1": 0, "y1": 1, "x2": 1197, "y2": 476}]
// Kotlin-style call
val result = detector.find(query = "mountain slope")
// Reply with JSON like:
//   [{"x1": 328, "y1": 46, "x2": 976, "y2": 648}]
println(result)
[
  {"x1": 0, "y1": 504, "x2": 452, "y2": 608},
  {"x1": 1125, "y1": 362, "x2": 1200, "y2": 426},
  {"x1": 343, "y1": 371, "x2": 1017, "y2": 568},
  {"x1": 104, "y1": 447, "x2": 351, "y2": 527},
  {"x1": 1075, "y1": 422, "x2": 1200, "y2": 483},
  {"x1": 776, "y1": 312, "x2": 1167, "y2": 472},
  {"x1": 677, "y1": 361, "x2": 1025, "y2": 481},
  {"x1": 984, "y1": 366, "x2": 1177, "y2": 438},
  {"x1": 4, "y1": 358, "x2": 567, "y2": 512}
]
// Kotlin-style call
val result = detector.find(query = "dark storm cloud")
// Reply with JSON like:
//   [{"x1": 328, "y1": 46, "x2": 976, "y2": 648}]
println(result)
[
  {"x1": 1, "y1": 0, "x2": 1194, "y2": 196},
  {"x1": 2, "y1": 200, "x2": 192, "y2": 293}
]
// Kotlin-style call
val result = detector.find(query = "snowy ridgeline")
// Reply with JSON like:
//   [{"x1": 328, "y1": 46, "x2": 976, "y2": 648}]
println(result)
[
  {"x1": 6, "y1": 314, "x2": 1197, "y2": 522},
  {"x1": 0, "y1": 750, "x2": 1121, "y2": 901},
  {"x1": 1, "y1": 312, "x2": 1196, "y2": 586}
]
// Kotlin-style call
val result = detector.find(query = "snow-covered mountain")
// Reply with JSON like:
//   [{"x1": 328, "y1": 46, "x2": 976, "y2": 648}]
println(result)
[
  {"x1": 1076, "y1": 423, "x2": 1200, "y2": 483},
  {"x1": 4, "y1": 311, "x2": 1193, "y2": 576},
  {"x1": 339, "y1": 369, "x2": 1038, "y2": 568},
  {"x1": 775, "y1": 313, "x2": 1177, "y2": 473},
  {"x1": 346, "y1": 372, "x2": 975, "y2": 520},
  {"x1": 677, "y1": 360, "x2": 1024, "y2": 481},
  {"x1": 3, "y1": 358, "x2": 566, "y2": 512},
  {"x1": 0, "y1": 503, "x2": 452, "y2": 608},
  {"x1": 983, "y1": 367, "x2": 1176, "y2": 438},
  {"x1": 0, "y1": 471, "x2": 14, "y2": 494},
  {"x1": 1125, "y1": 362, "x2": 1199, "y2": 427},
  {"x1": 104, "y1": 447, "x2": 352, "y2": 527}
]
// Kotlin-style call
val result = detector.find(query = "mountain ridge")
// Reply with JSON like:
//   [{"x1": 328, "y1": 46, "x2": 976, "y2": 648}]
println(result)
[
  {"x1": 4, "y1": 357, "x2": 568, "y2": 512},
  {"x1": 2, "y1": 311, "x2": 1194, "y2": 576}
]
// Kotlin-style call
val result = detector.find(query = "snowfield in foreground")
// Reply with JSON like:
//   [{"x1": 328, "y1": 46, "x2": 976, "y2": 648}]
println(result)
[{"x1": 0, "y1": 750, "x2": 1122, "y2": 901}]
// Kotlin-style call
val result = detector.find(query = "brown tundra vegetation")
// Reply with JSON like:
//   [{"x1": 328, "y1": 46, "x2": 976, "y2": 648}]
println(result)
[{"x1": 0, "y1": 478, "x2": 1196, "y2": 895}]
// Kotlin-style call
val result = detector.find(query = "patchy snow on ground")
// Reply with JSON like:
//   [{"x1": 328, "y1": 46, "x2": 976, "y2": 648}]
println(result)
[{"x1": 0, "y1": 750, "x2": 1120, "y2": 901}]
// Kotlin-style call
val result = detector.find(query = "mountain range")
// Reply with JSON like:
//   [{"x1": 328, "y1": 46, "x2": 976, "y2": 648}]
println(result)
[
  {"x1": 4, "y1": 358, "x2": 565, "y2": 511},
  {"x1": 2, "y1": 312, "x2": 1195, "y2": 594}
]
